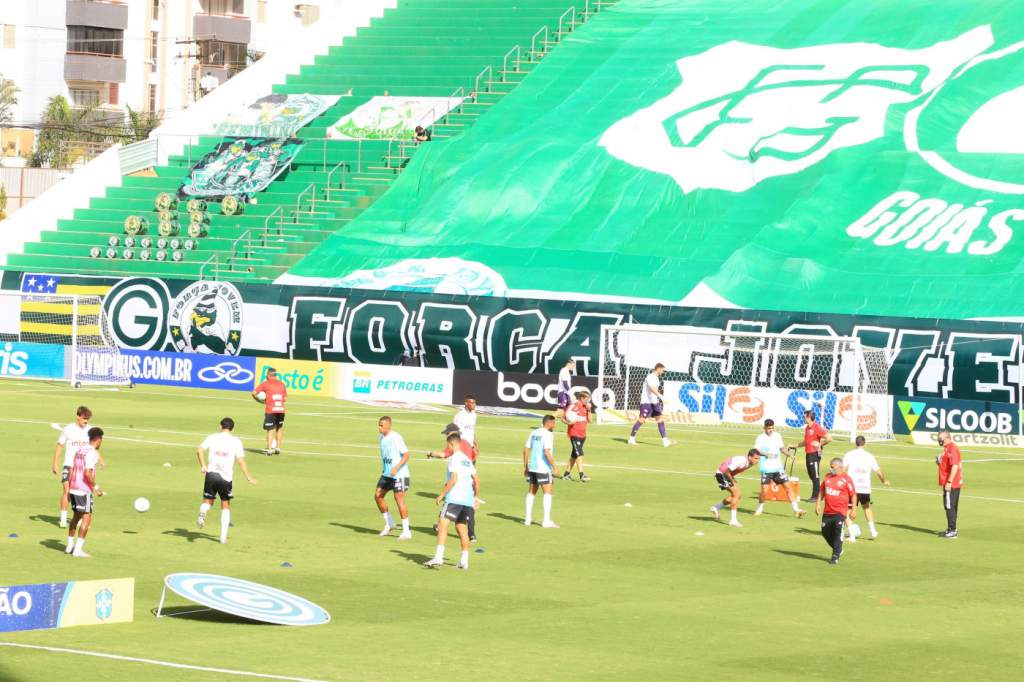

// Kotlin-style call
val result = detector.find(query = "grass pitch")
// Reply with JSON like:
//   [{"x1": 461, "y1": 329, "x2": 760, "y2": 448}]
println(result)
[{"x1": 2, "y1": 381, "x2": 1024, "y2": 681}]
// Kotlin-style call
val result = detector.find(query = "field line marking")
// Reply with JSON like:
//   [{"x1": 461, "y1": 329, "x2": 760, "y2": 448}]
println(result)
[{"x1": 0, "y1": 643, "x2": 332, "y2": 682}]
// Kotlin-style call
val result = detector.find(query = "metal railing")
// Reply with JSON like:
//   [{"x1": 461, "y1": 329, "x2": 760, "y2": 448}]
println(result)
[
  {"x1": 557, "y1": 7, "x2": 576, "y2": 37},
  {"x1": 326, "y1": 160, "x2": 346, "y2": 199},
  {"x1": 295, "y1": 183, "x2": 316, "y2": 220},
  {"x1": 502, "y1": 45, "x2": 522, "y2": 82},
  {"x1": 474, "y1": 66, "x2": 493, "y2": 103},
  {"x1": 199, "y1": 252, "x2": 219, "y2": 281},
  {"x1": 229, "y1": 229, "x2": 251, "y2": 272},
  {"x1": 263, "y1": 206, "x2": 284, "y2": 242},
  {"x1": 530, "y1": 26, "x2": 550, "y2": 57},
  {"x1": 442, "y1": 87, "x2": 465, "y2": 124}
]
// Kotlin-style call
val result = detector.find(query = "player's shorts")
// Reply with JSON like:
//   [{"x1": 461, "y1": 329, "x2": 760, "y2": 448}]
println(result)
[
  {"x1": 715, "y1": 472, "x2": 737, "y2": 490},
  {"x1": 440, "y1": 502, "x2": 473, "y2": 525},
  {"x1": 62, "y1": 466, "x2": 71, "y2": 483},
  {"x1": 857, "y1": 492, "x2": 873, "y2": 505},
  {"x1": 761, "y1": 471, "x2": 789, "y2": 486},
  {"x1": 639, "y1": 402, "x2": 663, "y2": 418},
  {"x1": 569, "y1": 436, "x2": 585, "y2": 459},
  {"x1": 68, "y1": 492, "x2": 93, "y2": 514},
  {"x1": 203, "y1": 472, "x2": 234, "y2": 501},
  {"x1": 263, "y1": 412, "x2": 285, "y2": 430},
  {"x1": 526, "y1": 471, "x2": 553, "y2": 485},
  {"x1": 377, "y1": 476, "x2": 410, "y2": 493},
  {"x1": 557, "y1": 391, "x2": 571, "y2": 409}
]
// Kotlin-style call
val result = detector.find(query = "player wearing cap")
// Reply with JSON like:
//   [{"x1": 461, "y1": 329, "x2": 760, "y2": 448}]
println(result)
[
  {"x1": 628, "y1": 363, "x2": 675, "y2": 447},
  {"x1": 554, "y1": 360, "x2": 575, "y2": 420},
  {"x1": 425, "y1": 433, "x2": 481, "y2": 569},
  {"x1": 196, "y1": 417, "x2": 258, "y2": 544},
  {"x1": 562, "y1": 390, "x2": 593, "y2": 482},
  {"x1": 65, "y1": 427, "x2": 106, "y2": 558},
  {"x1": 753, "y1": 419, "x2": 805, "y2": 518},
  {"x1": 253, "y1": 368, "x2": 288, "y2": 456},
  {"x1": 936, "y1": 429, "x2": 963, "y2": 538},
  {"x1": 524, "y1": 415, "x2": 561, "y2": 527},
  {"x1": 842, "y1": 436, "x2": 890, "y2": 540},
  {"x1": 376, "y1": 416, "x2": 412, "y2": 540},
  {"x1": 815, "y1": 457, "x2": 857, "y2": 564},
  {"x1": 710, "y1": 449, "x2": 761, "y2": 527},
  {"x1": 452, "y1": 394, "x2": 480, "y2": 459},
  {"x1": 53, "y1": 406, "x2": 104, "y2": 528},
  {"x1": 428, "y1": 422, "x2": 479, "y2": 541},
  {"x1": 799, "y1": 410, "x2": 832, "y2": 504}
]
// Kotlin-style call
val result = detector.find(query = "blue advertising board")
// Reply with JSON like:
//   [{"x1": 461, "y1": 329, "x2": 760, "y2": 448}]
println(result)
[
  {"x1": 0, "y1": 342, "x2": 66, "y2": 380},
  {"x1": 894, "y1": 395, "x2": 1020, "y2": 435},
  {"x1": 0, "y1": 579, "x2": 134, "y2": 632},
  {"x1": 119, "y1": 349, "x2": 256, "y2": 391}
]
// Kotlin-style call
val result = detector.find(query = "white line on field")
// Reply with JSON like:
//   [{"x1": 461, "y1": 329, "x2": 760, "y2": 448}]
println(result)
[{"x1": 0, "y1": 643, "x2": 331, "y2": 682}]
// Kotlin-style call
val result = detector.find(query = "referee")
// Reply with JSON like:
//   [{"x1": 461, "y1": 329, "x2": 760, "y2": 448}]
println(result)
[
  {"x1": 815, "y1": 457, "x2": 857, "y2": 564},
  {"x1": 936, "y1": 429, "x2": 962, "y2": 538}
]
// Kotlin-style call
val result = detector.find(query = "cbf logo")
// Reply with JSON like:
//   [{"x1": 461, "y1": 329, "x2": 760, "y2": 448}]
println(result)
[
  {"x1": 95, "y1": 588, "x2": 112, "y2": 620},
  {"x1": 168, "y1": 282, "x2": 243, "y2": 355},
  {"x1": 353, "y1": 371, "x2": 371, "y2": 394}
]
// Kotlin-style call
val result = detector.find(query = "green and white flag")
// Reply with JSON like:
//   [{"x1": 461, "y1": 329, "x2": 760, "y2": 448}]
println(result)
[
  {"x1": 326, "y1": 96, "x2": 464, "y2": 140},
  {"x1": 213, "y1": 94, "x2": 341, "y2": 137}
]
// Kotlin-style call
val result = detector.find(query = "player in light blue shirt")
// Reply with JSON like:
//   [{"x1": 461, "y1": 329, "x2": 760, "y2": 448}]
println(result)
[
  {"x1": 753, "y1": 419, "x2": 804, "y2": 518},
  {"x1": 523, "y1": 415, "x2": 560, "y2": 528},
  {"x1": 375, "y1": 416, "x2": 412, "y2": 539},
  {"x1": 425, "y1": 433, "x2": 480, "y2": 570}
]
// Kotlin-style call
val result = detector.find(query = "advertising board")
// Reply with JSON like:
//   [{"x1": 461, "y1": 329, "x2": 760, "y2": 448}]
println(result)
[
  {"x1": 117, "y1": 349, "x2": 256, "y2": 391},
  {"x1": 338, "y1": 364, "x2": 453, "y2": 405},
  {"x1": 0, "y1": 578, "x2": 134, "y2": 633}
]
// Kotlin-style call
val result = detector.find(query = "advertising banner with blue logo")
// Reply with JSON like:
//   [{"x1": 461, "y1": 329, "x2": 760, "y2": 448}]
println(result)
[
  {"x1": 894, "y1": 395, "x2": 1021, "y2": 436},
  {"x1": 0, "y1": 341, "x2": 67, "y2": 380},
  {"x1": 0, "y1": 578, "x2": 134, "y2": 633},
  {"x1": 120, "y1": 349, "x2": 256, "y2": 391},
  {"x1": 338, "y1": 364, "x2": 453, "y2": 405}
]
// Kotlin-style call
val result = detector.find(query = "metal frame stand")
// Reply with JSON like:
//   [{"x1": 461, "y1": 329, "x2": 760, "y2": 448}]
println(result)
[{"x1": 156, "y1": 583, "x2": 212, "y2": 618}]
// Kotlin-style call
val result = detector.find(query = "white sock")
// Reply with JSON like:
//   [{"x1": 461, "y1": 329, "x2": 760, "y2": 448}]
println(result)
[
  {"x1": 730, "y1": 509, "x2": 738, "y2": 522},
  {"x1": 756, "y1": 503, "x2": 764, "y2": 512},
  {"x1": 401, "y1": 518, "x2": 409, "y2": 534},
  {"x1": 461, "y1": 550, "x2": 469, "y2": 566},
  {"x1": 60, "y1": 510, "x2": 67, "y2": 525},
  {"x1": 869, "y1": 521, "x2": 876, "y2": 533},
  {"x1": 713, "y1": 502, "x2": 725, "y2": 510},
  {"x1": 791, "y1": 501, "x2": 800, "y2": 512},
  {"x1": 542, "y1": 494, "x2": 553, "y2": 523},
  {"x1": 66, "y1": 536, "x2": 75, "y2": 550},
  {"x1": 221, "y1": 509, "x2": 230, "y2": 542},
  {"x1": 525, "y1": 494, "x2": 535, "y2": 521},
  {"x1": 384, "y1": 512, "x2": 395, "y2": 528},
  {"x1": 200, "y1": 502, "x2": 211, "y2": 514},
  {"x1": 434, "y1": 544, "x2": 445, "y2": 561},
  {"x1": 75, "y1": 537, "x2": 84, "y2": 552}
]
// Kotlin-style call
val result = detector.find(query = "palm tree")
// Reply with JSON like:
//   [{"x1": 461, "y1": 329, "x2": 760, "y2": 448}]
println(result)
[{"x1": 0, "y1": 76, "x2": 19, "y2": 126}]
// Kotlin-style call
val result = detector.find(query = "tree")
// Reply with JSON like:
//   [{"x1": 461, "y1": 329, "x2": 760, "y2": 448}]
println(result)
[
  {"x1": 0, "y1": 184, "x2": 8, "y2": 222},
  {"x1": 119, "y1": 104, "x2": 160, "y2": 145},
  {"x1": 0, "y1": 76, "x2": 19, "y2": 126}
]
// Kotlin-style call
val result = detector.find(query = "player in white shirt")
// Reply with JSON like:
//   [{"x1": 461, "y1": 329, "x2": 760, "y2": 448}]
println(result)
[
  {"x1": 65, "y1": 427, "x2": 106, "y2": 558},
  {"x1": 376, "y1": 416, "x2": 412, "y2": 539},
  {"x1": 627, "y1": 363, "x2": 675, "y2": 447},
  {"x1": 554, "y1": 360, "x2": 575, "y2": 419},
  {"x1": 196, "y1": 418, "x2": 258, "y2": 544},
  {"x1": 452, "y1": 394, "x2": 480, "y2": 459},
  {"x1": 842, "y1": 435, "x2": 890, "y2": 539},
  {"x1": 53, "y1": 406, "x2": 104, "y2": 528},
  {"x1": 424, "y1": 433, "x2": 481, "y2": 569},
  {"x1": 752, "y1": 419, "x2": 806, "y2": 518},
  {"x1": 524, "y1": 415, "x2": 561, "y2": 527}
]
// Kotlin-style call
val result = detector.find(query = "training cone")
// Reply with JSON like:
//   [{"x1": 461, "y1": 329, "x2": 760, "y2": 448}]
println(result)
[
  {"x1": 281, "y1": 563, "x2": 292, "y2": 567},
  {"x1": 8, "y1": 533, "x2": 18, "y2": 537},
  {"x1": 475, "y1": 549, "x2": 485, "y2": 553}
]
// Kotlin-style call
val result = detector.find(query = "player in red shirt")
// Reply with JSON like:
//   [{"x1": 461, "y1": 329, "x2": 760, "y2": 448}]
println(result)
[
  {"x1": 561, "y1": 390, "x2": 594, "y2": 483},
  {"x1": 815, "y1": 457, "x2": 857, "y2": 564},
  {"x1": 798, "y1": 410, "x2": 832, "y2": 504},
  {"x1": 710, "y1": 449, "x2": 760, "y2": 527},
  {"x1": 428, "y1": 423, "x2": 479, "y2": 540},
  {"x1": 936, "y1": 429, "x2": 963, "y2": 538},
  {"x1": 253, "y1": 367, "x2": 288, "y2": 456}
]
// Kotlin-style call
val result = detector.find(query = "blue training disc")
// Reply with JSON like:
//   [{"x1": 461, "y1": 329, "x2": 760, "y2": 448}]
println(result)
[{"x1": 164, "y1": 573, "x2": 329, "y2": 626}]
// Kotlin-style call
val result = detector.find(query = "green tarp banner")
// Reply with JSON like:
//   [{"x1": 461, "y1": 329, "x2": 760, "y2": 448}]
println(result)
[
  {"x1": 213, "y1": 94, "x2": 342, "y2": 137},
  {"x1": 285, "y1": 0, "x2": 1024, "y2": 320},
  {"x1": 178, "y1": 137, "x2": 305, "y2": 201}
]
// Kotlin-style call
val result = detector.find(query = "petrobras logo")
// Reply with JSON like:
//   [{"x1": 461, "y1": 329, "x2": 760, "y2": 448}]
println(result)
[
  {"x1": 198, "y1": 361, "x2": 254, "y2": 385},
  {"x1": 353, "y1": 371, "x2": 371, "y2": 394},
  {"x1": 0, "y1": 587, "x2": 32, "y2": 616},
  {"x1": 0, "y1": 343, "x2": 28, "y2": 376}
]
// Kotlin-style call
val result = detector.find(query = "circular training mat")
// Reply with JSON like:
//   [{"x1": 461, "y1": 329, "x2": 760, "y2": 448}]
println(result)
[{"x1": 164, "y1": 573, "x2": 330, "y2": 626}]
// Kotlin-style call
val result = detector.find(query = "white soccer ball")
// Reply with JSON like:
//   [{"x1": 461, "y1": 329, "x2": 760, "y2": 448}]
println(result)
[
  {"x1": 134, "y1": 498, "x2": 150, "y2": 513},
  {"x1": 257, "y1": 391, "x2": 266, "y2": 402},
  {"x1": 850, "y1": 523, "x2": 862, "y2": 538}
]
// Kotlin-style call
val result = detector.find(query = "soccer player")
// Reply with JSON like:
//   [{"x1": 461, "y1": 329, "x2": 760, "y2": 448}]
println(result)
[
  {"x1": 452, "y1": 394, "x2": 480, "y2": 459},
  {"x1": 424, "y1": 433, "x2": 481, "y2": 569},
  {"x1": 936, "y1": 429, "x2": 962, "y2": 538},
  {"x1": 753, "y1": 419, "x2": 805, "y2": 518},
  {"x1": 253, "y1": 367, "x2": 287, "y2": 456},
  {"x1": 427, "y1": 423, "x2": 479, "y2": 541},
  {"x1": 196, "y1": 418, "x2": 258, "y2": 544},
  {"x1": 799, "y1": 410, "x2": 832, "y2": 504},
  {"x1": 524, "y1": 415, "x2": 560, "y2": 527},
  {"x1": 815, "y1": 457, "x2": 857, "y2": 564},
  {"x1": 562, "y1": 390, "x2": 593, "y2": 482},
  {"x1": 554, "y1": 360, "x2": 575, "y2": 419},
  {"x1": 53, "y1": 406, "x2": 103, "y2": 528},
  {"x1": 65, "y1": 427, "x2": 105, "y2": 558},
  {"x1": 376, "y1": 416, "x2": 412, "y2": 539},
  {"x1": 842, "y1": 435, "x2": 890, "y2": 540},
  {"x1": 627, "y1": 363, "x2": 675, "y2": 447},
  {"x1": 710, "y1": 449, "x2": 760, "y2": 527}
]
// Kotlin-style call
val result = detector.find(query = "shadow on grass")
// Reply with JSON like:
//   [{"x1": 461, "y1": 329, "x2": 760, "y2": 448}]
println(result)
[
  {"x1": 390, "y1": 549, "x2": 433, "y2": 565},
  {"x1": 488, "y1": 512, "x2": 524, "y2": 525},
  {"x1": 793, "y1": 527, "x2": 819, "y2": 536},
  {"x1": 39, "y1": 539, "x2": 67, "y2": 553},
  {"x1": 329, "y1": 522, "x2": 380, "y2": 536},
  {"x1": 29, "y1": 514, "x2": 61, "y2": 527},
  {"x1": 879, "y1": 522, "x2": 936, "y2": 535},
  {"x1": 245, "y1": 448, "x2": 272, "y2": 456},
  {"x1": 415, "y1": 491, "x2": 436, "y2": 500},
  {"x1": 150, "y1": 606, "x2": 273, "y2": 625},
  {"x1": 162, "y1": 528, "x2": 218, "y2": 543},
  {"x1": 773, "y1": 549, "x2": 829, "y2": 563}
]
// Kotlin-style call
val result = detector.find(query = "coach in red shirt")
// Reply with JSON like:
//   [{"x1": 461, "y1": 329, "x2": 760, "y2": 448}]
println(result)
[
  {"x1": 936, "y1": 429, "x2": 963, "y2": 539},
  {"x1": 815, "y1": 457, "x2": 857, "y2": 564},
  {"x1": 799, "y1": 409, "x2": 832, "y2": 504},
  {"x1": 253, "y1": 368, "x2": 288, "y2": 456}
]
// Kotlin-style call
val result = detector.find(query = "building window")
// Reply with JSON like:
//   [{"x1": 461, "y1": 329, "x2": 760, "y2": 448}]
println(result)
[
  {"x1": 3, "y1": 25, "x2": 15, "y2": 49},
  {"x1": 149, "y1": 84, "x2": 157, "y2": 113},
  {"x1": 199, "y1": 40, "x2": 247, "y2": 69},
  {"x1": 257, "y1": 1, "x2": 266, "y2": 23},
  {"x1": 109, "y1": 83, "x2": 119, "y2": 106},
  {"x1": 67, "y1": 26, "x2": 123, "y2": 57},
  {"x1": 203, "y1": 0, "x2": 244, "y2": 15},
  {"x1": 152, "y1": 0, "x2": 160, "y2": 21},
  {"x1": 299, "y1": 5, "x2": 321, "y2": 27},
  {"x1": 150, "y1": 31, "x2": 158, "y2": 72},
  {"x1": 69, "y1": 89, "x2": 101, "y2": 107}
]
